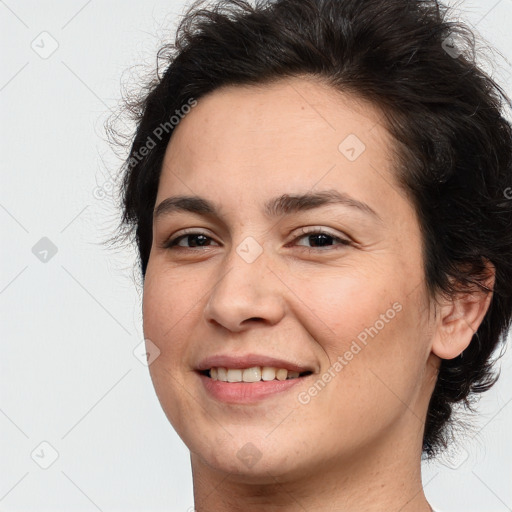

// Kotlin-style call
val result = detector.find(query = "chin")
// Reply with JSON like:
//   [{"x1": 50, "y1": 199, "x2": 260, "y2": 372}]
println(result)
[
  {"x1": 197, "y1": 449, "x2": 302, "y2": 483},
  {"x1": 189, "y1": 430, "x2": 321, "y2": 483}
]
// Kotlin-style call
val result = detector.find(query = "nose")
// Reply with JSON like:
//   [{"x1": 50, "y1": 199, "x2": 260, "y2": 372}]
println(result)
[{"x1": 203, "y1": 245, "x2": 286, "y2": 332}]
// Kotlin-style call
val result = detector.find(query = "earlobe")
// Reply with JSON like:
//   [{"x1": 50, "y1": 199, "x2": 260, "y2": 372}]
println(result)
[{"x1": 431, "y1": 261, "x2": 495, "y2": 360}]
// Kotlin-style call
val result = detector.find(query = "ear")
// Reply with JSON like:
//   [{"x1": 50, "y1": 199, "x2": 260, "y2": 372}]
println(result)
[{"x1": 431, "y1": 260, "x2": 495, "y2": 360}]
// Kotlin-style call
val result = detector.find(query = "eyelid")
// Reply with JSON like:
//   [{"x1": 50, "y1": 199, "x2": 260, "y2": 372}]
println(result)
[
  {"x1": 288, "y1": 226, "x2": 352, "y2": 245},
  {"x1": 160, "y1": 228, "x2": 220, "y2": 248}
]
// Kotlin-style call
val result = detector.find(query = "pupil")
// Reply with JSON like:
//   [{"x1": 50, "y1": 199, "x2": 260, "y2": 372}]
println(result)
[
  {"x1": 191, "y1": 235, "x2": 208, "y2": 247},
  {"x1": 310, "y1": 234, "x2": 332, "y2": 247}
]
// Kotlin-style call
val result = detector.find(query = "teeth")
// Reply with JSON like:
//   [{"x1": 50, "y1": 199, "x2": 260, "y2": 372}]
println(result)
[
  {"x1": 227, "y1": 369, "x2": 242, "y2": 382},
  {"x1": 261, "y1": 366, "x2": 276, "y2": 381},
  {"x1": 242, "y1": 367, "x2": 261, "y2": 382},
  {"x1": 209, "y1": 366, "x2": 304, "y2": 382},
  {"x1": 276, "y1": 368, "x2": 288, "y2": 381}
]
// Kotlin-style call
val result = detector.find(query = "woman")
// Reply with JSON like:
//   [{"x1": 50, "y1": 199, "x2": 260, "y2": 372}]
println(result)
[{"x1": 109, "y1": 0, "x2": 512, "y2": 509}]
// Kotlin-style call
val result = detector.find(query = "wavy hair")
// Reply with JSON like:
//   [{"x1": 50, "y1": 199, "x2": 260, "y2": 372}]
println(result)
[{"x1": 106, "y1": 0, "x2": 512, "y2": 459}]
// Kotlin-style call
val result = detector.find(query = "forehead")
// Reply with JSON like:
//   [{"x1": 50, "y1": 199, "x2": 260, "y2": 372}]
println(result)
[
  {"x1": 163, "y1": 76, "x2": 386, "y2": 166},
  {"x1": 157, "y1": 76, "x2": 408, "y2": 224}
]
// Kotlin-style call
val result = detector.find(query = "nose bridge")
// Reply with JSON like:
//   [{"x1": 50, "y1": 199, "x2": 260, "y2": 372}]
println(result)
[{"x1": 204, "y1": 236, "x2": 285, "y2": 330}]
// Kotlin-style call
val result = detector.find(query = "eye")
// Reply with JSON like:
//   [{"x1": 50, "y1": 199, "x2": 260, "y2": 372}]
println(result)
[
  {"x1": 160, "y1": 227, "x2": 352, "y2": 251},
  {"x1": 162, "y1": 231, "x2": 219, "y2": 249},
  {"x1": 289, "y1": 228, "x2": 352, "y2": 250}
]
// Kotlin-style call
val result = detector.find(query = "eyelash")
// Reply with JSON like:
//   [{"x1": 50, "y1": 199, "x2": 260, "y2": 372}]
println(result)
[{"x1": 161, "y1": 227, "x2": 352, "y2": 252}]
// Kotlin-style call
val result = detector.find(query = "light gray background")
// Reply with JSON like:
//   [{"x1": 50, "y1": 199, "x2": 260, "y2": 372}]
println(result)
[{"x1": 1, "y1": 1, "x2": 511, "y2": 511}]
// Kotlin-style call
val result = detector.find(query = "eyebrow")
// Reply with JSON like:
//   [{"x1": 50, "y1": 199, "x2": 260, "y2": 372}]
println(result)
[{"x1": 153, "y1": 189, "x2": 382, "y2": 223}]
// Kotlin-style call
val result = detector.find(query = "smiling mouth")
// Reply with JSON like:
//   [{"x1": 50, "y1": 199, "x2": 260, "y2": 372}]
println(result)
[{"x1": 199, "y1": 367, "x2": 313, "y2": 382}]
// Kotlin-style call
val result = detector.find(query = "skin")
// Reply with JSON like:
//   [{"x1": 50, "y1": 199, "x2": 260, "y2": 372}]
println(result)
[{"x1": 142, "y1": 75, "x2": 494, "y2": 511}]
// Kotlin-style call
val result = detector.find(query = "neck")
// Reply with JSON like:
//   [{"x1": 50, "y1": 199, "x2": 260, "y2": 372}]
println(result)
[{"x1": 190, "y1": 422, "x2": 432, "y2": 512}]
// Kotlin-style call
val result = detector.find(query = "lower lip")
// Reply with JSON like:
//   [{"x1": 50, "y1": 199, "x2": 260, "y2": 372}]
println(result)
[{"x1": 198, "y1": 372, "x2": 305, "y2": 403}]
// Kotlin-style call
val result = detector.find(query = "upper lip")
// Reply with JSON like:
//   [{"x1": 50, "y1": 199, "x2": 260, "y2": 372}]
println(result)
[{"x1": 196, "y1": 354, "x2": 315, "y2": 373}]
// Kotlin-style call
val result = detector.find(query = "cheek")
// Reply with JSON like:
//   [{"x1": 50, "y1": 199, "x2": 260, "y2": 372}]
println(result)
[
  {"x1": 142, "y1": 265, "x2": 205, "y2": 399},
  {"x1": 142, "y1": 264, "x2": 205, "y2": 348},
  {"x1": 142, "y1": 265, "x2": 208, "y2": 435},
  {"x1": 293, "y1": 267, "x2": 427, "y2": 418},
  {"x1": 289, "y1": 267, "x2": 393, "y2": 352}
]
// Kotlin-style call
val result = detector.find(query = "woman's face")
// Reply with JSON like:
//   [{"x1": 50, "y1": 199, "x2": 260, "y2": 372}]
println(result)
[{"x1": 143, "y1": 76, "x2": 439, "y2": 481}]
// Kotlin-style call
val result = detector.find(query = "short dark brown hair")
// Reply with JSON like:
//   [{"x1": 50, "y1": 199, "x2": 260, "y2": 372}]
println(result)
[{"x1": 107, "y1": 0, "x2": 512, "y2": 459}]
